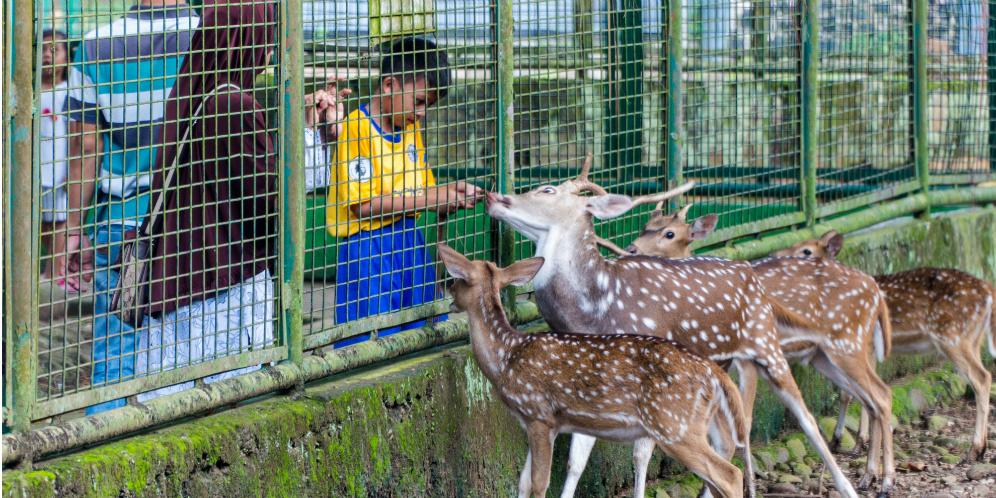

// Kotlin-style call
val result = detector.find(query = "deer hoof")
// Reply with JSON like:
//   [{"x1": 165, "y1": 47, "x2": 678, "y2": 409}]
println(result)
[
  {"x1": 875, "y1": 486, "x2": 893, "y2": 498},
  {"x1": 968, "y1": 445, "x2": 985, "y2": 462},
  {"x1": 857, "y1": 473, "x2": 877, "y2": 491}
]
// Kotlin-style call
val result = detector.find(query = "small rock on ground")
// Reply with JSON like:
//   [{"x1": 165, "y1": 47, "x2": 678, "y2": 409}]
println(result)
[
  {"x1": 768, "y1": 482, "x2": 797, "y2": 494},
  {"x1": 928, "y1": 415, "x2": 950, "y2": 432},
  {"x1": 786, "y1": 438, "x2": 807, "y2": 460},
  {"x1": 966, "y1": 463, "x2": 996, "y2": 480}
]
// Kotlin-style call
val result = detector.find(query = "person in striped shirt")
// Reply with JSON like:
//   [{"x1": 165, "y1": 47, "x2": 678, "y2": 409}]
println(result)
[{"x1": 59, "y1": 0, "x2": 199, "y2": 415}]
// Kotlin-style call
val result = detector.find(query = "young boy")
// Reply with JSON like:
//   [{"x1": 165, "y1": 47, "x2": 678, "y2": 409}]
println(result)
[{"x1": 327, "y1": 37, "x2": 482, "y2": 346}]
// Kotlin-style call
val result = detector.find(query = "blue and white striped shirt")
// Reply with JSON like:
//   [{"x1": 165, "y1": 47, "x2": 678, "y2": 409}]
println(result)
[{"x1": 68, "y1": 4, "x2": 199, "y2": 226}]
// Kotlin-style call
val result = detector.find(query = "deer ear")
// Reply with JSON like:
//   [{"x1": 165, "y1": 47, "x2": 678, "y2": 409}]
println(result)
[
  {"x1": 689, "y1": 214, "x2": 718, "y2": 241},
  {"x1": 820, "y1": 230, "x2": 843, "y2": 259},
  {"x1": 586, "y1": 194, "x2": 633, "y2": 220},
  {"x1": 437, "y1": 244, "x2": 473, "y2": 281},
  {"x1": 501, "y1": 257, "x2": 545, "y2": 287}
]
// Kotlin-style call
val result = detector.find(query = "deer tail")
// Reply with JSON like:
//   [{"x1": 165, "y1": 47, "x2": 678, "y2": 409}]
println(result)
[
  {"x1": 767, "y1": 297, "x2": 818, "y2": 332},
  {"x1": 874, "y1": 293, "x2": 892, "y2": 362},
  {"x1": 712, "y1": 367, "x2": 749, "y2": 449}
]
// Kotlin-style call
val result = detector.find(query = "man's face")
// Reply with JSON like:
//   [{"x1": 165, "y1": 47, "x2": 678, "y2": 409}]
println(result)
[{"x1": 381, "y1": 76, "x2": 438, "y2": 129}]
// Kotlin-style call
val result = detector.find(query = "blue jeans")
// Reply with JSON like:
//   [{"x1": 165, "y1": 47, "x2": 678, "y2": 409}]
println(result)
[
  {"x1": 333, "y1": 218, "x2": 446, "y2": 348},
  {"x1": 86, "y1": 224, "x2": 135, "y2": 415}
]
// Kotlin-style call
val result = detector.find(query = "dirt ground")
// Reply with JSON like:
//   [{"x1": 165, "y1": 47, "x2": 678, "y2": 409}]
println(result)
[{"x1": 617, "y1": 390, "x2": 996, "y2": 498}]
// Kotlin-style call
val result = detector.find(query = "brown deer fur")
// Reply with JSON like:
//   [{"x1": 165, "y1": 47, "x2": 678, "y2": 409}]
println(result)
[
  {"x1": 486, "y1": 158, "x2": 859, "y2": 498},
  {"x1": 775, "y1": 231, "x2": 996, "y2": 462},
  {"x1": 625, "y1": 209, "x2": 898, "y2": 496},
  {"x1": 437, "y1": 245, "x2": 748, "y2": 498}
]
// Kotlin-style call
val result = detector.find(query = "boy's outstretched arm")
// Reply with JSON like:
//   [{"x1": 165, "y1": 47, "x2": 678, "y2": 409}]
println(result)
[{"x1": 350, "y1": 181, "x2": 484, "y2": 219}]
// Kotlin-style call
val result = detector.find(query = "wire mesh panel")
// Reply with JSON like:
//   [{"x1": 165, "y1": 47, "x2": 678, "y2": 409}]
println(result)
[
  {"x1": 681, "y1": 0, "x2": 804, "y2": 238},
  {"x1": 301, "y1": 0, "x2": 497, "y2": 349},
  {"x1": 509, "y1": 0, "x2": 671, "y2": 260},
  {"x1": 927, "y1": 0, "x2": 992, "y2": 181},
  {"x1": 33, "y1": 0, "x2": 285, "y2": 420},
  {"x1": 816, "y1": 0, "x2": 915, "y2": 210}
]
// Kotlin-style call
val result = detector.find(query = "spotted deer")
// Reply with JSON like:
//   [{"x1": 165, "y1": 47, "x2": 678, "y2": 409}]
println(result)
[
  {"x1": 486, "y1": 155, "x2": 860, "y2": 498},
  {"x1": 775, "y1": 230, "x2": 996, "y2": 462},
  {"x1": 437, "y1": 245, "x2": 749, "y2": 498},
  {"x1": 623, "y1": 207, "x2": 897, "y2": 497}
]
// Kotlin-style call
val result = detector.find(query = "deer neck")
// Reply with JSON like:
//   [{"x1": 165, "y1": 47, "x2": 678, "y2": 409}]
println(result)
[
  {"x1": 531, "y1": 220, "x2": 607, "y2": 293},
  {"x1": 463, "y1": 288, "x2": 523, "y2": 381}
]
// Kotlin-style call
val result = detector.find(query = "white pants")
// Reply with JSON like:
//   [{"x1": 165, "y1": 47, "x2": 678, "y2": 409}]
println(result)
[{"x1": 136, "y1": 269, "x2": 274, "y2": 403}]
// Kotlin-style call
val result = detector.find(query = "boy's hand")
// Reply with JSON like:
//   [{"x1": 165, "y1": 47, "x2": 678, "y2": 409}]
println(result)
[
  {"x1": 425, "y1": 182, "x2": 484, "y2": 215},
  {"x1": 304, "y1": 77, "x2": 352, "y2": 134}
]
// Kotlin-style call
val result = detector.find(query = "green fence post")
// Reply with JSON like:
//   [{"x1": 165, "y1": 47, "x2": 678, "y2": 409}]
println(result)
[
  {"x1": 801, "y1": 0, "x2": 818, "y2": 226},
  {"x1": 912, "y1": 0, "x2": 929, "y2": 214},
  {"x1": 282, "y1": 0, "x2": 304, "y2": 366},
  {"x1": 666, "y1": 0, "x2": 682, "y2": 211},
  {"x1": 989, "y1": 0, "x2": 995, "y2": 173},
  {"x1": 494, "y1": 0, "x2": 516, "y2": 311},
  {"x1": 8, "y1": 0, "x2": 38, "y2": 433},
  {"x1": 604, "y1": 0, "x2": 645, "y2": 182}
]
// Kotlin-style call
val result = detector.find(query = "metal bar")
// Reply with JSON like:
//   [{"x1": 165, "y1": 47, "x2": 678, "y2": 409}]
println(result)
[
  {"x1": 707, "y1": 186, "x2": 996, "y2": 261},
  {"x1": 603, "y1": 0, "x2": 644, "y2": 182},
  {"x1": 494, "y1": 0, "x2": 516, "y2": 310},
  {"x1": 913, "y1": 0, "x2": 929, "y2": 204},
  {"x1": 801, "y1": 0, "x2": 818, "y2": 226},
  {"x1": 282, "y1": 0, "x2": 305, "y2": 366},
  {"x1": 2, "y1": 301, "x2": 543, "y2": 465},
  {"x1": 930, "y1": 172, "x2": 996, "y2": 185},
  {"x1": 302, "y1": 300, "x2": 453, "y2": 350},
  {"x1": 9, "y1": 0, "x2": 37, "y2": 434},
  {"x1": 815, "y1": 179, "x2": 922, "y2": 219},
  {"x1": 31, "y1": 348, "x2": 286, "y2": 421},
  {"x1": 666, "y1": 0, "x2": 682, "y2": 211}
]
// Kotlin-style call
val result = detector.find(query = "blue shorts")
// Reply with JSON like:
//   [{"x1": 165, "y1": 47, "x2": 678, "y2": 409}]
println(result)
[{"x1": 334, "y1": 217, "x2": 446, "y2": 348}]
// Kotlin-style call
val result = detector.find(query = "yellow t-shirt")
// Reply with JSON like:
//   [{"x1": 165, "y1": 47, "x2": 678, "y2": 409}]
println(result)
[{"x1": 326, "y1": 104, "x2": 436, "y2": 237}]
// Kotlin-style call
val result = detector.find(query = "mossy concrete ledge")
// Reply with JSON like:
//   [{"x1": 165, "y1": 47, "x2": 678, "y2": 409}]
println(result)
[{"x1": 2, "y1": 344, "x2": 671, "y2": 498}]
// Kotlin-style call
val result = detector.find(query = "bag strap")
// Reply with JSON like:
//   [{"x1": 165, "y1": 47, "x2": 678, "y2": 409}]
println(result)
[{"x1": 141, "y1": 83, "x2": 242, "y2": 237}]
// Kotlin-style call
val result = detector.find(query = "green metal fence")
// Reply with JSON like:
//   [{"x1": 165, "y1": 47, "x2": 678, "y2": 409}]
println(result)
[{"x1": 4, "y1": 0, "x2": 996, "y2": 461}]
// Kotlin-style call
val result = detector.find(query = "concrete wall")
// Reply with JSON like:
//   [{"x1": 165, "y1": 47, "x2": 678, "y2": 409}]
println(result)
[{"x1": 4, "y1": 206, "x2": 995, "y2": 498}]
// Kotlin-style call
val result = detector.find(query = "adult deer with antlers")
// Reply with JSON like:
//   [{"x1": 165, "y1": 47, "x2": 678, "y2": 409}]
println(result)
[
  {"x1": 775, "y1": 230, "x2": 996, "y2": 462},
  {"x1": 620, "y1": 207, "x2": 897, "y2": 497},
  {"x1": 438, "y1": 244, "x2": 748, "y2": 498},
  {"x1": 486, "y1": 155, "x2": 859, "y2": 498}
]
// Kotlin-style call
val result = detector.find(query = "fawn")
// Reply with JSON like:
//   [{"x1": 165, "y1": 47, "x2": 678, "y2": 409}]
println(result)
[
  {"x1": 622, "y1": 207, "x2": 897, "y2": 497},
  {"x1": 437, "y1": 244, "x2": 748, "y2": 498},
  {"x1": 775, "y1": 230, "x2": 996, "y2": 462},
  {"x1": 486, "y1": 155, "x2": 859, "y2": 498}
]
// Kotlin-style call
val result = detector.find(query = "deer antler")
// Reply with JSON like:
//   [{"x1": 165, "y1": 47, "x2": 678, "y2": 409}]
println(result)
[
  {"x1": 560, "y1": 153, "x2": 608, "y2": 196},
  {"x1": 594, "y1": 235, "x2": 631, "y2": 257},
  {"x1": 631, "y1": 181, "x2": 696, "y2": 208}
]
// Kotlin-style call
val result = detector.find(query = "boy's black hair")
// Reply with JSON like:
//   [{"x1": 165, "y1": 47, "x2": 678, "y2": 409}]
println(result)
[{"x1": 380, "y1": 37, "x2": 450, "y2": 99}]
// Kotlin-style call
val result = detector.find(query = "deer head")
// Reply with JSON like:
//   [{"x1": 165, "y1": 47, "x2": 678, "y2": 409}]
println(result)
[
  {"x1": 624, "y1": 205, "x2": 719, "y2": 258},
  {"x1": 438, "y1": 244, "x2": 545, "y2": 314},
  {"x1": 771, "y1": 230, "x2": 843, "y2": 259}
]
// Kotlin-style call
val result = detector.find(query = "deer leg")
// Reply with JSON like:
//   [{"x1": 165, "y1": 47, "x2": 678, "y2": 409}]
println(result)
[
  {"x1": 659, "y1": 436, "x2": 744, "y2": 498},
  {"x1": 698, "y1": 418, "x2": 737, "y2": 498},
  {"x1": 632, "y1": 438, "x2": 656, "y2": 498},
  {"x1": 526, "y1": 422, "x2": 556, "y2": 498},
  {"x1": 559, "y1": 435, "x2": 596, "y2": 498},
  {"x1": 518, "y1": 451, "x2": 533, "y2": 498},
  {"x1": 856, "y1": 404, "x2": 870, "y2": 454},
  {"x1": 832, "y1": 391, "x2": 852, "y2": 453},
  {"x1": 939, "y1": 336, "x2": 992, "y2": 462},
  {"x1": 733, "y1": 360, "x2": 758, "y2": 498},
  {"x1": 758, "y1": 363, "x2": 859, "y2": 498}
]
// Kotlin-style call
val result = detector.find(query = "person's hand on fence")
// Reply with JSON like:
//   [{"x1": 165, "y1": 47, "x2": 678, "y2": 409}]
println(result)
[
  {"x1": 55, "y1": 230, "x2": 94, "y2": 292},
  {"x1": 423, "y1": 181, "x2": 485, "y2": 215},
  {"x1": 319, "y1": 76, "x2": 351, "y2": 140}
]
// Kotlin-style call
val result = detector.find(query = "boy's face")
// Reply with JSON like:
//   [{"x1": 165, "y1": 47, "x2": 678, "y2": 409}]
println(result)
[
  {"x1": 42, "y1": 36, "x2": 68, "y2": 77},
  {"x1": 380, "y1": 76, "x2": 438, "y2": 129}
]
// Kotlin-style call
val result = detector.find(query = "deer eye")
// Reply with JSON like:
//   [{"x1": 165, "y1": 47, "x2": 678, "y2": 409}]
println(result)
[
  {"x1": 665, "y1": 231, "x2": 675, "y2": 239},
  {"x1": 541, "y1": 187, "x2": 556, "y2": 195},
  {"x1": 803, "y1": 249, "x2": 812, "y2": 256}
]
